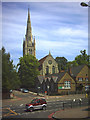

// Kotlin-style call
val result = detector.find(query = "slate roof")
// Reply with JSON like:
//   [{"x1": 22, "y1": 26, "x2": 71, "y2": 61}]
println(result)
[
  {"x1": 56, "y1": 72, "x2": 67, "y2": 83},
  {"x1": 39, "y1": 55, "x2": 49, "y2": 65},
  {"x1": 52, "y1": 76, "x2": 58, "y2": 83},
  {"x1": 45, "y1": 72, "x2": 67, "y2": 83},
  {"x1": 37, "y1": 75, "x2": 45, "y2": 84},
  {"x1": 38, "y1": 55, "x2": 49, "y2": 71},
  {"x1": 70, "y1": 64, "x2": 86, "y2": 77}
]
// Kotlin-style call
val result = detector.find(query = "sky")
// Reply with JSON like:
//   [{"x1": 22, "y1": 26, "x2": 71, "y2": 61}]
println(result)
[{"x1": 2, "y1": 2, "x2": 88, "y2": 66}]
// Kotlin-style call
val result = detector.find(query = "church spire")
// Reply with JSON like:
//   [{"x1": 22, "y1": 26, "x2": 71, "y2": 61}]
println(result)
[
  {"x1": 49, "y1": 51, "x2": 51, "y2": 56},
  {"x1": 28, "y1": 8, "x2": 30, "y2": 22},
  {"x1": 26, "y1": 8, "x2": 32, "y2": 42},
  {"x1": 23, "y1": 9, "x2": 36, "y2": 57}
]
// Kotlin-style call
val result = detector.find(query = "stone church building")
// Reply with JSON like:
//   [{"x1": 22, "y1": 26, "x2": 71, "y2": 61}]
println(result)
[{"x1": 39, "y1": 52, "x2": 59, "y2": 75}]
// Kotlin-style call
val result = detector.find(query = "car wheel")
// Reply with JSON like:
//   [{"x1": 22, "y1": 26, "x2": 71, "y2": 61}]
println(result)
[
  {"x1": 42, "y1": 106, "x2": 46, "y2": 110},
  {"x1": 26, "y1": 109, "x2": 29, "y2": 112},
  {"x1": 29, "y1": 108, "x2": 33, "y2": 112}
]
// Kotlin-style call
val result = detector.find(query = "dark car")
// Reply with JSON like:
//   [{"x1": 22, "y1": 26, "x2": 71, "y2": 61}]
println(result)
[
  {"x1": 19, "y1": 88, "x2": 25, "y2": 92},
  {"x1": 25, "y1": 98, "x2": 47, "y2": 112},
  {"x1": 22, "y1": 89, "x2": 29, "y2": 93}
]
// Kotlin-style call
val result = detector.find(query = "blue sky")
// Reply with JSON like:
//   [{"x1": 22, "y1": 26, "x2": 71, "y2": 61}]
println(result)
[{"x1": 2, "y1": 2, "x2": 88, "y2": 65}]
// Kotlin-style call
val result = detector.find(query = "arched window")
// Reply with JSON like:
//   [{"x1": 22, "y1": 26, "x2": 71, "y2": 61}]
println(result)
[
  {"x1": 31, "y1": 49, "x2": 32, "y2": 54},
  {"x1": 29, "y1": 49, "x2": 32, "y2": 55},
  {"x1": 52, "y1": 66, "x2": 55, "y2": 74},
  {"x1": 28, "y1": 49, "x2": 31, "y2": 54},
  {"x1": 46, "y1": 66, "x2": 49, "y2": 75}
]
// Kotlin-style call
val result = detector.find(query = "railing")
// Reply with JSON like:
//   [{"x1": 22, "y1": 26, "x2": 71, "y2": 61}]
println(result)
[{"x1": 62, "y1": 98, "x2": 89, "y2": 110}]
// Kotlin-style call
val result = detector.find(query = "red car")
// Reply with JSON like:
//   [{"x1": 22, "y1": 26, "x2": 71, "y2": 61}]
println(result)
[{"x1": 26, "y1": 98, "x2": 47, "y2": 112}]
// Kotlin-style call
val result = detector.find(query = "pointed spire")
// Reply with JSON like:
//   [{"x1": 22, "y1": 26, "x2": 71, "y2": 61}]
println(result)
[
  {"x1": 26, "y1": 8, "x2": 32, "y2": 41},
  {"x1": 28, "y1": 8, "x2": 30, "y2": 22},
  {"x1": 49, "y1": 51, "x2": 51, "y2": 56}
]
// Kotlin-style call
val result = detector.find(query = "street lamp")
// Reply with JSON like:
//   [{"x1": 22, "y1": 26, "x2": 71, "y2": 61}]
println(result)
[
  {"x1": 80, "y1": 2, "x2": 90, "y2": 7},
  {"x1": 47, "y1": 85, "x2": 50, "y2": 95},
  {"x1": 37, "y1": 86, "x2": 40, "y2": 95}
]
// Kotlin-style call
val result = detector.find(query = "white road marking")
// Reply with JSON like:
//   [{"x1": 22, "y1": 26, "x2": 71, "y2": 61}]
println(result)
[
  {"x1": 20, "y1": 104, "x2": 23, "y2": 106},
  {"x1": 66, "y1": 99, "x2": 72, "y2": 101}
]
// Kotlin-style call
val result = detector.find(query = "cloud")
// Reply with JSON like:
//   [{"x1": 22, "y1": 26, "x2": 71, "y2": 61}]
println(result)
[
  {"x1": 2, "y1": 2, "x2": 88, "y2": 65},
  {"x1": 37, "y1": 38, "x2": 87, "y2": 50},
  {"x1": 53, "y1": 27, "x2": 88, "y2": 39}
]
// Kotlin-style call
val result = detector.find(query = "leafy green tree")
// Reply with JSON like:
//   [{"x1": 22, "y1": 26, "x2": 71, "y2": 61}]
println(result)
[
  {"x1": 18, "y1": 54, "x2": 40, "y2": 89},
  {"x1": 2, "y1": 47, "x2": 21, "y2": 92},
  {"x1": 55, "y1": 57, "x2": 67, "y2": 71},
  {"x1": 67, "y1": 50, "x2": 89, "y2": 69},
  {"x1": 66, "y1": 60, "x2": 78, "y2": 68},
  {"x1": 75, "y1": 50, "x2": 89, "y2": 65}
]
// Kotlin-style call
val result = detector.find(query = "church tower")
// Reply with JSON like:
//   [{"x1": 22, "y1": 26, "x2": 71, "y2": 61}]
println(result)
[{"x1": 23, "y1": 8, "x2": 36, "y2": 57}]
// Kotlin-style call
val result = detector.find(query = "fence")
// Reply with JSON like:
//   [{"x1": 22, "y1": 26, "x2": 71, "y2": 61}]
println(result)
[{"x1": 62, "y1": 98, "x2": 89, "y2": 110}]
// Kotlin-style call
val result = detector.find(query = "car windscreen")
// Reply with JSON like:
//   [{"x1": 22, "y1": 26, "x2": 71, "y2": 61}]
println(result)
[
  {"x1": 41, "y1": 99, "x2": 46, "y2": 102},
  {"x1": 31, "y1": 99, "x2": 36, "y2": 103}
]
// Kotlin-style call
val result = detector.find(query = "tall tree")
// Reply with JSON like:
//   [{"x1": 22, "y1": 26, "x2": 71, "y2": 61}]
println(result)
[
  {"x1": 66, "y1": 60, "x2": 78, "y2": 68},
  {"x1": 18, "y1": 54, "x2": 40, "y2": 89},
  {"x1": 55, "y1": 57, "x2": 67, "y2": 71},
  {"x1": 2, "y1": 47, "x2": 21, "y2": 92},
  {"x1": 75, "y1": 50, "x2": 89, "y2": 65}
]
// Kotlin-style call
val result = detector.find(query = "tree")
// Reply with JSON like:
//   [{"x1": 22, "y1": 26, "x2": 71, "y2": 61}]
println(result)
[
  {"x1": 2, "y1": 47, "x2": 21, "y2": 92},
  {"x1": 55, "y1": 57, "x2": 67, "y2": 71},
  {"x1": 17, "y1": 54, "x2": 40, "y2": 89},
  {"x1": 66, "y1": 60, "x2": 78, "y2": 68},
  {"x1": 67, "y1": 50, "x2": 89, "y2": 69},
  {"x1": 75, "y1": 50, "x2": 89, "y2": 65}
]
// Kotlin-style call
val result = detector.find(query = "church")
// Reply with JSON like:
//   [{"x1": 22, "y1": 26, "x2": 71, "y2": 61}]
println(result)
[{"x1": 23, "y1": 9, "x2": 89, "y2": 95}]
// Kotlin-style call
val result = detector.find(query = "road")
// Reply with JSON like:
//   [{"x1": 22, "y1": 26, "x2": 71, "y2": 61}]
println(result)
[{"x1": 2, "y1": 91, "x2": 89, "y2": 119}]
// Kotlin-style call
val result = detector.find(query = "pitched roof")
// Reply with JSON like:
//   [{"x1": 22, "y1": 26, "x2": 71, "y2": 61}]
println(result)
[
  {"x1": 37, "y1": 75, "x2": 45, "y2": 84},
  {"x1": 39, "y1": 55, "x2": 49, "y2": 65},
  {"x1": 52, "y1": 76, "x2": 58, "y2": 83},
  {"x1": 70, "y1": 64, "x2": 86, "y2": 77},
  {"x1": 45, "y1": 72, "x2": 67, "y2": 83},
  {"x1": 56, "y1": 72, "x2": 67, "y2": 83}
]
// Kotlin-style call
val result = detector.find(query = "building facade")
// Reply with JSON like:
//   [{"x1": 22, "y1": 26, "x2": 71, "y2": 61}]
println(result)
[
  {"x1": 39, "y1": 52, "x2": 59, "y2": 75},
  {"x1": 23, "y1": 9, "x2": 35, "y2": 57},
  {"x1": 70, "y1": 64, "x2": 89, "y2": 92},
  {"x1": 36, "y1": 72, "x2": 76, "y2": 95}
]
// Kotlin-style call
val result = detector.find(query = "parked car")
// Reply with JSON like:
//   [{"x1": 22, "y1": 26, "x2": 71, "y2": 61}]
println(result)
[
  {"x1": 22, "y1": 89, "x2": 29, "y2": 93},
  {"x1": 9, "y1": 89, "x2": 13, "y2": 93},
  {"x1": 19, "y1": 88, "x2": 25, "y2": 92},
  {"x1": 25, "y1": 98, "x2": 47, "y2": 112}
]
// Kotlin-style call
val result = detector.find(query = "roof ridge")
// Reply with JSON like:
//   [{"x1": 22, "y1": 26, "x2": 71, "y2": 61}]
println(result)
[
  {"x1": 71, "y1": 64, "x2": 86, "y2": 77},
  {"x1": 39, "y1": 55, "x2": 49, "y2": 64}
]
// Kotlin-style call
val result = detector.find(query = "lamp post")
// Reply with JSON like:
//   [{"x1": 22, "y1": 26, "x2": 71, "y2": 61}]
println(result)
[
  {"x1": 47, "y1": 85, "x2": 50, "y2": 95},
  {"x1": 80, "y1": 2, "x2": 90, "y2": 7},
  {"x1": 37, "y1": 86, "x2": 40, "y2": 95}
]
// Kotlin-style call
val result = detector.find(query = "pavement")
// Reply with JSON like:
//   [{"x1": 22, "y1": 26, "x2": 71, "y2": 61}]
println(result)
[
  {"x1": 38, "y1": 94, "x2": 86, "y2": 102},
  {"x1": 2, "y1": 90, "x2": 87, "y2": 103},
  {"x1": 52, "y1": 106, "x2": 90, "y2": 119}
]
